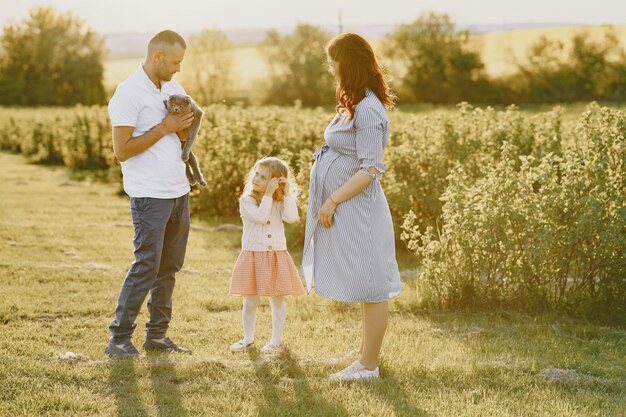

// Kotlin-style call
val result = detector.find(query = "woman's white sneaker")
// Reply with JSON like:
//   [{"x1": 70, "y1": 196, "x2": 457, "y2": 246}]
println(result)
[
  {"x1": 329, "y1": 360, "x2": 380, "y2": 381},
  {"x1": 230, "y1": 339, "x2": 254, "y2": 352}
]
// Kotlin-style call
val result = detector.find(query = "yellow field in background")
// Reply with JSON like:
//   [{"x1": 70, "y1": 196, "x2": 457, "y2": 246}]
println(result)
[
  {"x1": 104, "y1": 25, "x2": 626, "y2": 90},
  {"x1": 474, "y1": 24, "x2": 626, "y2": 76},
  {"x1": 104, "y1": 47, "x2": 267, "y2": 91}
]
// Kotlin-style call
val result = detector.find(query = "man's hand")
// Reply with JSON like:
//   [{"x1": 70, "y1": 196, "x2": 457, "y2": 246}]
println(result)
[
  {"x1": 160, "y1": 110, "x2": 194, "y2": 135},
  {"x1": 112, "y1": 111, "x2": 193, "y2": 162}
]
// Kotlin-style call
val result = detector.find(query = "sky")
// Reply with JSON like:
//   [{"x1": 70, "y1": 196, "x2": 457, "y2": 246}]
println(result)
[{"x1": 0, "y1": 0, "x2": 625, "y2": 33}]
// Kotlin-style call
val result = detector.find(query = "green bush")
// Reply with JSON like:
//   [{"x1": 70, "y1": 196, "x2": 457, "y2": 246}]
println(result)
[
  {"x1": 402, "y1": 104, "x2": 625, "y2": 313},
  {"x1": 385, "y1": 104, "x2": 566, "y2": 239},
  {"x1": 0, "y1": 106, "x2": 115, "y2": 169}
]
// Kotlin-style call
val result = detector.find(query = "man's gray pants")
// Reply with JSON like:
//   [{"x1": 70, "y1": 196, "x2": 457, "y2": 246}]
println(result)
[{"x1": 109, "y1": 194, "x2": 190, "y2": 343}]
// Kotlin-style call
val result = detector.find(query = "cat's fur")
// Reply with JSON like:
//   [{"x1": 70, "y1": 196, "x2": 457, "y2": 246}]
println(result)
[{"x1": 164, "y1": 94, "x2": 207, "y2": 187}]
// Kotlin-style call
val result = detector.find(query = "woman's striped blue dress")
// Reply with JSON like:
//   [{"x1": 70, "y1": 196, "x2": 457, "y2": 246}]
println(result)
[{"x1": 302, "y1": 90, "x2": 402, "y2": 303}]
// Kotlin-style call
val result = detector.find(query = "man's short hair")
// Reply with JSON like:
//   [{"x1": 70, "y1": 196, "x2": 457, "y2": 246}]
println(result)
[{"x1": 147, "y1": 30, "x2": 186, "y2": 55}]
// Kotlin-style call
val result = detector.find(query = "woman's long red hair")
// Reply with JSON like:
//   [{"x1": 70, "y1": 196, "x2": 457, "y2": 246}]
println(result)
[{"x1": 326, "y1": 32, "x2": 396, "y2": 119}]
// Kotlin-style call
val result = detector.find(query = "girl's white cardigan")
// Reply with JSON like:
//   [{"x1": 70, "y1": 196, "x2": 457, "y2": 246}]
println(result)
[{"x1": 239, "y1": 194, "x2": 298, "y2": 251}]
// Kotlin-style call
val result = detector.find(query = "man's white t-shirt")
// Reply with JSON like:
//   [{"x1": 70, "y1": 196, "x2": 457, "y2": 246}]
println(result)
[{"x1": 108, "y1": 66, "x2": 191, "y2": 198}]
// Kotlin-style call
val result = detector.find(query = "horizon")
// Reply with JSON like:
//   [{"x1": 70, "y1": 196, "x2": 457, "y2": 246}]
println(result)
[
  {"x1": 1, "y1": 0, "x2": 625, "y2": 34},
  {"x1": 102, "y1": 22, "x2": 626, "y2": 59},
  {"x1": 99, "y1": 21, "x2": 617, "y2": 36}
]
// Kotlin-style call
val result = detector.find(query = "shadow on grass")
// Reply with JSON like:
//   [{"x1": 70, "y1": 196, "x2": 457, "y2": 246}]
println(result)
[
  {"x1": 250, "y1": 348, "x2": 429, "y2": 416},
  {"x1": 251, "y1": 348, "x2": 349, "y2": 417},
  {"x1": 108, "y1": 354, "x2": 190, "y2": 417},
  {"x1": 366, "y1": 360, "x2": 429, "y2": 417},
  {"x1": 147, "y1": 352, "x2": 189, "y2": 417},
  {"x1": 108, "y1": 358, "x2": 149, "y2": 417}
]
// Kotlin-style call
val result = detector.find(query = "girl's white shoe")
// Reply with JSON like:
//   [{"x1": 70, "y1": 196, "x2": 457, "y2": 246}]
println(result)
[
  {"x1": 260, "y1": 342, "x2": 281, "y2": 354},
  {"x1": 329, "y1": 360, "x2": 380, "y2": 381},
  {"x1": 230, "y1": 339, "x2": 254, "y2": 353}
]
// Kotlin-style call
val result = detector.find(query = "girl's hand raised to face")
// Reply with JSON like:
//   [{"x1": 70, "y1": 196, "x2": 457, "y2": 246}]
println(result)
[
  {"x1": 265, "y1": 178, "x2": 280, "y2": 196},
  {"x1": 279, "y1": 177, "x2": 290, "y2": 195}
]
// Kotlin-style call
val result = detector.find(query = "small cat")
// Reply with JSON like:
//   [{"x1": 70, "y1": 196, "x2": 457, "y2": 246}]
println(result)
[{"x1": 164, "y1": 94, "x2": 207, "y2": 187}]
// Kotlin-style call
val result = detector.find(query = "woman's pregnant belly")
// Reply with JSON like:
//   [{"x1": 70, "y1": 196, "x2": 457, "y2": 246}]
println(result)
[{"x1": 316, "y1": 153, "x2": 359, "y2": 193}]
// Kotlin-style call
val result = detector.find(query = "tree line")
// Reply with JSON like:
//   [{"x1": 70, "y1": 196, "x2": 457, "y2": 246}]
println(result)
[{"x1": 1, "y1": 7, "x2": 626, "y2": 107}]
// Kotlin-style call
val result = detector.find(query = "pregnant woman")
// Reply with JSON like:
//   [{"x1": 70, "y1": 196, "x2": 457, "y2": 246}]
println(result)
[{"x1": 302, "y1": 32, "x2": 402, "y2": 381}]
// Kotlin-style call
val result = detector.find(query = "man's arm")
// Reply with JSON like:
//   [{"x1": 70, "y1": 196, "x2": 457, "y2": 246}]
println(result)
[{"x1": 112, "y1": 111, "x2": 194, "y2": 162}]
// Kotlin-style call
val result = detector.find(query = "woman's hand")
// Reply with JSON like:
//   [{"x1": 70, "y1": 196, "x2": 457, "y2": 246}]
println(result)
[
  {"x1": 265, "y1": 178, "x2": 280, "y2": 197},
  {"x1": 318, "y1": 197, "x2": 337, "y2": 228}
]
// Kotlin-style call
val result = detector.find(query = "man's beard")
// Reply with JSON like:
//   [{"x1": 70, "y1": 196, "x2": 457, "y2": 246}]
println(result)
[
  {"x1": 157, "y1": 63, "x2": 173, "y2": 81},
  {"x1": 159, "y1": 71, "x2": 173, "y2": 81}
]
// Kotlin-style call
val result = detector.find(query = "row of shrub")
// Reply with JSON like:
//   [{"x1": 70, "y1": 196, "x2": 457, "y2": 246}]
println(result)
[
  {"x1": 0, "y1": 104, "x2": 570, "y2": 239},
  {"x1": 0, "y1": 104, "x2": 623, "y2": 316},
  {"x1": 402, "y1": 107, "x2": 625, "y2": 315}
]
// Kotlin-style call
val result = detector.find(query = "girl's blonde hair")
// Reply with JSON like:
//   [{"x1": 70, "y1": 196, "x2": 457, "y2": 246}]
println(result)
[{"x1": 242, "y1": 157, "x2": 298, "y2": 205}]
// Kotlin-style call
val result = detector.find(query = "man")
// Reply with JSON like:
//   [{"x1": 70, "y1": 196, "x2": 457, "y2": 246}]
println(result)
[{"x1": 106, "y1": 30, "x2": 194, "y2": 357}]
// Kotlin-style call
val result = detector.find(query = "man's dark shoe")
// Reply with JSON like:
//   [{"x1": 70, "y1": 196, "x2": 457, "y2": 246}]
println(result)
[
  {"x1": 105, "y1": 339, "x2": 142, "y2": 358},
  {"x1": 143, "y1": 337, "x2": 192, "y2": 354}
]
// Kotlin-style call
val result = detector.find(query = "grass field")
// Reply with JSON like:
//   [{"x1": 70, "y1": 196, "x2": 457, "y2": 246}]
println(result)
[
  {"x1": 0, "y1": 151, "x2": 625, "y2": 416},
  {"x1": 104, "y1": 25, "x2": 626, "y2": 92}
]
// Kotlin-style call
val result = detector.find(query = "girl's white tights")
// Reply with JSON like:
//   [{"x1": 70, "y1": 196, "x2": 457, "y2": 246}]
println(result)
[
  {"x1": 242, "y1": 296, "x2": 259, "y2": 343},
  {"x1": 268, "y1": 296, "x2": 286, "y2": 346},
  {"x1": 242, "y1": 296, "x2": 286, "y2": 346}
]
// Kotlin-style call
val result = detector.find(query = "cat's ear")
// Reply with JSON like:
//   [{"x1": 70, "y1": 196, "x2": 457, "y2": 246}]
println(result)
[{"x1": 163, "y1": 100, "x2": 168, "y2": 109}]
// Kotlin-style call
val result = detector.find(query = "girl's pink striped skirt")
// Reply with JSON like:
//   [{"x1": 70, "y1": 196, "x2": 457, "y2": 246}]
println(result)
[{"x1": 229, "y1": 250, "x2": 305, "y2": 296}]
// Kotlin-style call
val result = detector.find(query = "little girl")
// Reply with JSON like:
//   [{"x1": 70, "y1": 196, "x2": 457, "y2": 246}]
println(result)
[{"x1": 229, "y1": 156, "x2": 305, "y2": 353}]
